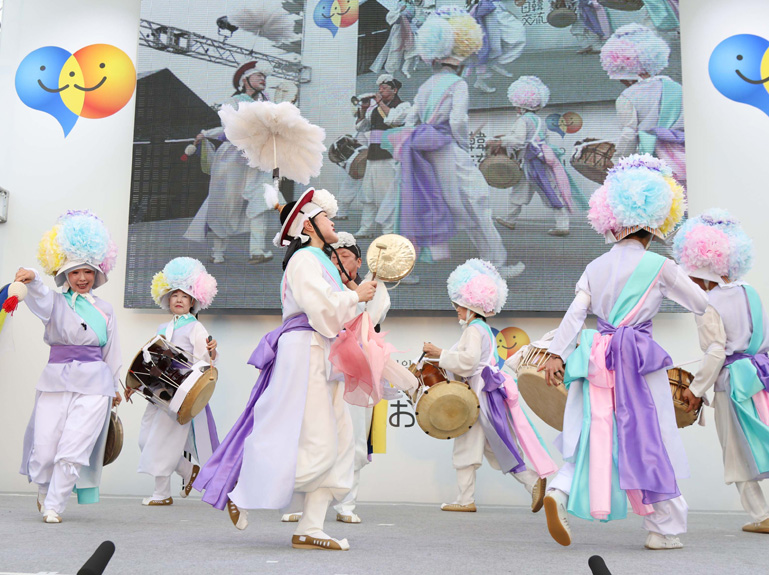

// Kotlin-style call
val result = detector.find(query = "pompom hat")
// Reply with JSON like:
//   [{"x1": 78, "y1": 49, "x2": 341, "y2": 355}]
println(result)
[
  {"x1": 151, "y1": 257, "x2": 218, "y2": 314},
  {"x1": 37, "y1": 210, "x2": 117, "y2": 289},
  {"x1": 507, "y1": 76, "x2": 550, "y2": 111},
  {"x1": 600, "y1": 24, "x2": 670, "y2": 80},
  {"x1": 417, "y1": 7, "x2": 483, "y2": 65},
  {"x1": 447, "y1": 259, "x2": 508, "y2": 317}
]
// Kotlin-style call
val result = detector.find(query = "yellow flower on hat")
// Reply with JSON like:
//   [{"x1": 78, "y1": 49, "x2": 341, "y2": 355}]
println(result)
[
  {"x1": 659, "y1": 176, "x2": 686, "y2": 236},
  {"x1": 36, "y1": 225, "x2": 67, "y2": 276}
]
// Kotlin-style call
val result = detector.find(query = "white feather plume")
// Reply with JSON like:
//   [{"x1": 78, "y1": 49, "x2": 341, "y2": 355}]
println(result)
[
  {"x1": 220, "y1": 101, "x2": 326, "y2": 185},
  {"x1": 230, "y1": 5, "x2": 299, "y2": 44},
  {"x1": 310, "y1": 188, "x2": 338, "y2": 219},
  {"x1": 263, "y1": 183, "x2": 280, "y2": 210}
]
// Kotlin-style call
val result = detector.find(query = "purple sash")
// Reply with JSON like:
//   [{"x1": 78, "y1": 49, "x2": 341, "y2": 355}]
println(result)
[
  {"x1": 524, "y1": 145, "x2": 565, "y2": 209},
  {"x1": 398, "y1": 122, "x2": 455, "y2": 246},
  {"x1": 48, "y1": 345, "x2": 102, "y2": 363},
  {"x1": 650, "y1": 128, "x2": 685, "y2": 145},
  {"x1": 470, "y1": 0, "x2": 496, "y2": 65},
  {"x1": 481, "y1": 367, "x2": 526, "y2": 472},
  {"x1": 597, "y1": 318, "x2": 679, "y2": 504},
  {"x1": 194, "y1": 313, "x2": 314, "y2": 509}
]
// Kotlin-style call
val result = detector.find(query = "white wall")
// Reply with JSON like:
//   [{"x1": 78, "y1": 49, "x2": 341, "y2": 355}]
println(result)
[{"x1": 0, "y1": 0, "x2": 767, "y2": 513}]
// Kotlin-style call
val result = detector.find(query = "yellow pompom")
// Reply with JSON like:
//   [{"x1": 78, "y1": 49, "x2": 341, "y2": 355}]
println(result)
[
  {"x1": 659, "y1": 176, "x2": 687, "y2": 235},
  {"x1": 449, "y1": 15, "x2": 483, "y2": 58},
  {"x1": 151, "y1": 272, "x2": 170, "y2": 306},
  {"x1": 36, "y1": 226, "x2": 66, "y2": 276}
]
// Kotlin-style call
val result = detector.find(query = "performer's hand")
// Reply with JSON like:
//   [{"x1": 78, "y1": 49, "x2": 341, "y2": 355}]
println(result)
[
  {"x1": 124, "y1": 387, "x2": 135, "y2": 401},
  {"x1": 539, "y1": 356, "x2": 565, "y2": 387},
  {"x1": 681, "y1": 388, "x2": 702, "y2": 413},
  {"x1": 112, "y1": 392, "x2": 122, "y2": 407},
  {"x1": 14, "y1": 268, "x2": 34, "y2": 284},
  {"x1": 355, "y1": 281, "x2": 377, "y2": 302},
  {"x1": 194, "y1": 132, "x2": 205, "y2": 144},
  {"x1": 422, "y1": 342, "x2": 442, "y2": 358},
  {"x1": 207, "y1": 337, "x2": 218, "y2": 360}
]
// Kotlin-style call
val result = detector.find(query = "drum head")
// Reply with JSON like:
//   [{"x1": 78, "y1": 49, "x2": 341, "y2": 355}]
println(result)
[
  {"x1": 516, "y1": 367, "x2": 568, "y2": 431},
  {"x1": 480, "y1": 155, "x2": 522, "y2": 188},
  {"x1": 177, "y1": 366, "x2": 218, "y2": 425},
  {"x1": 547, "y1": 8, "x2": 577, "y2": 28},
  {"x1": 415, "y1": 381, "x2": 480, "y2": 440},
  {"x1": 598, "y1": 0, "x2": 643, "y2": 11},
  {"x1": 103, "y1": 411, "x2": 123, "y2": 466},
  {"x1": 348, "y1": 148, "x2": 368, "y2": 180},
  {"x1": 366, "y1": 234, "x2": 416, "y2": 282},
  {"x1": 669, "y1": 367, "x2": 700, "y2": 429}
]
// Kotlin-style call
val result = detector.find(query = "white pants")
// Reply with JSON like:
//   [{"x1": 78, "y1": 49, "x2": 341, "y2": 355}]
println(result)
[
  {"x1": 211, "y1": 211, "x2": 270, "y2": 258},
  {"x1": 550, "y1": 462, "x2": 688, "y2": 535},
  {"x1": 28, "y1": 392, "x2": 111, "y2": 514},
  {"x1": 334, "y1": 405, "x2": 372, "y2": 516},
  {"x1": 736, "y1": 481, "x2": 769, "y2": 522},
  {"x1": 502, "y1": 181, "x2": 569, "y2": 230},
  {"x1": 150, "y1": 458, "x2": 194, "y2": 500},
  {"x1": 358, "y1": 159, "x2": 398, "y2": 235}
]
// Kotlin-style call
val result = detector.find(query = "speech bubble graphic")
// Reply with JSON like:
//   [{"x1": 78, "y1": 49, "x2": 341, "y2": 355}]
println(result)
[
  {"x1": 15, "y1": 46, "x2": 80, "y2": 136},
  {"x1": 709, "y1": 34, "x2": 769, "y2": 118},
  {"x1": 314, "y1": 0, "x2": 358, "y2": 37},
  {"x1": 560, "y1": 111, "x2": 583, "y2": 134},
  {"x1": 71, "y1": 44, "x2": 136, "y2": 119},
  {"x1": 546, "y1": 113, "x2": 564, "y2": 137}
]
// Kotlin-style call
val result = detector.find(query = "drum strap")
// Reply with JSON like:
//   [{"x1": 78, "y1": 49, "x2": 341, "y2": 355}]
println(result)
[{"x1": 722, "y1": 285, "x2": 769, "y2": 471}]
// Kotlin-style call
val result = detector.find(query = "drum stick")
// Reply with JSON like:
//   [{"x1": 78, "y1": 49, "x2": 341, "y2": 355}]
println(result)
[
  {"x1": 207, "y1": 335, "x2": 215, "y2": 381},
  {"x1": 371, "y1": 242, "x2": 387, "y2": 280}
]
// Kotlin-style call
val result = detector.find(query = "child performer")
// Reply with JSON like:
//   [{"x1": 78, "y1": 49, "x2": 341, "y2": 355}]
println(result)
[
  {"x1": 16, "y1": 210, "x2": 122, "y2": 524},
  {"x1": 127, "y1": 257, "x2": 219, "y2": 506},
  {"x1": 194, "y1": 187, "x2": 378, "y2": 551},
  {"x1": 672, "y1": 210, "x2": 769, "y2": 534},
  {"x1": 422, "y1": 259, "x2": 557, "y2": 513},
  {"x1": 540, "y1": 155, "x2": 708, "y2": 550}
]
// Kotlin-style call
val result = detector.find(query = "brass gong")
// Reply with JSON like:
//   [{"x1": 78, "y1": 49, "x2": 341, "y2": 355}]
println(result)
[{"x1": 366, "y1": 234, "x2": 416, "y2": 282}]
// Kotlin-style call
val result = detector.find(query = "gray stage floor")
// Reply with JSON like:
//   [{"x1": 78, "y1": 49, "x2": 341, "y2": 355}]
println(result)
[{"x1": 0, "y1": 493, "x2": 763, "y2": 575}]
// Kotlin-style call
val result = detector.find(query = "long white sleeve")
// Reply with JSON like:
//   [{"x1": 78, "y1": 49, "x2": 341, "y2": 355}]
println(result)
[
  {"x1": 449, "y1": 81, "x2": 470, "y2": 150},
  {"x1": 549, "y1": 273, "x2": 592, "y2": 360},
  {"x1": 99, "y1": 304, "x2": 122, "y2": 392},
  {"x1": 22, "y1": 268, "x2": 54, "y2": 324},
  {"x1": 659, "y1": 260, "x2": 709, "y2": 315},
  {"x1": 439, "y1": 327, "x2": 483, "y2": 378},
  {"x1": 614, "y1": 94, "x2": 639, "y2": 158},
  {"x1": 689, "y1": 305, "x2": 727, "y2": 398},
  {"x1": 385, "y1": 102, "x2": 412, "y2": 127},
  {"x1": 285, "y1": 251, "x2": 360, "y2": 338},
  {"x1": 499, "y1": 115, "x2": 530, "y2": 149}
]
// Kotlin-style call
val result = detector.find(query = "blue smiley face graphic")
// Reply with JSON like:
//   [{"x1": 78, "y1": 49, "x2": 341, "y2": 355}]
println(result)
[
  {"x1": 709, "y1": 34, "x2": 769, "y2": 118},
  {"x1": 15, "y1": 46, "x2": 80, "y2": 136}
]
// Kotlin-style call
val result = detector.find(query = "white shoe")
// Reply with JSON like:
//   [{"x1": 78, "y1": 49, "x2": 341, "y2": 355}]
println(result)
[
  {"x1": 43, "y1": 509, "x2": 62, "y2": 524},
  {"x1": 236, "y1": 509, "x2": 249, "y2": 531},
  {"x1": 547, "y1": 228, "x2": 570, "y2": 237},
  {"x1": 211, "y1": 255, "x2": 225, "y2": 264},
  {"x1": 336, "y1": 512, "x2": 362, "y2": 523},
  {"x1": 644, "y1": 532, "x2": 683, "y2": 550},
  {"x1": 499, "y1": 262, "x2": 525, "y2": 279},
  {"x1": 281, "y1": 512, "x2": 303, "y2": 522},
  {"x1": 473, "y1": 79, "x2": 496, "y2": 93},
  {"x1": 490, "y1": 63, "x2": 514, "y2": 77},
  {"x1": 544, "y1": 489, "x2": 572, "y2": 546}
]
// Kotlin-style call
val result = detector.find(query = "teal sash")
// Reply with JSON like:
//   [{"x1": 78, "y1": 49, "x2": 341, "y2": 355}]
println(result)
[
  {"x1": 472, "y1": 319, "x2": 501, "y2": 365},
  {"x1": 281, "y1": 246, "x2": 344, "y2": 296},
  {"x1": 63, "y1": 291, "x2": 108, "y2": 346},
  {"x1": 644, "y1": 0, "x2": 678, "y2": 31},
  {"x1": 158, "y1": 314, "x2": 197, "y2": 336},
  {"x1": 726, "y1": 285, "x2": 769, "y2": 473},
  {"x1": 563, "y1": 250, "x2": 666, "y2": 521},
  {"x1": 639, "y1": 78, "x2": 682, "y2": 155}
]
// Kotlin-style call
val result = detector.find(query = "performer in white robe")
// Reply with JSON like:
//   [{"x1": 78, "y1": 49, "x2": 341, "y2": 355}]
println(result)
[
  {"x1": 423, "y1": 259, "x2": 557, "y2": 512},
  {"x1": 184, "y1": 61, "x2": 285, "y2": 264},
  {"x1": 570, "y1": 0, "x2": 611, "y2": 54},
  {"x1": 354, "y1": 75, "x2": 410, "y2": 238},
  {"x1": 16, "y1": 210, "x2": 122, "y2": 524},
  {"x1": 370, "y1": 0, "x2": 433, "y2": 78},
  {"x1": 672, "y1": 210, "x2": 769, "y2": 534},
  {"x1": 540, "y1": 156, "x2": 707, "y2": 550},
  {"x1": 383, "y1": 8, "x2": 524, "y2": 279},
  {"x1": 130, "y1": 258, "x2": 220, "y2": 505},
  {"x1": 195, "y1": 188, "x2": 378, "y2": 551},
  {"x1": 600, "y1": 25, "x2": 685, "y2": 187}
]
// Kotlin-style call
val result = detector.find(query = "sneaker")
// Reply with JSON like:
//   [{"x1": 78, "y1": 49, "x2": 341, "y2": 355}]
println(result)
[
  {"x1": 336, "y1": 512, "x2": 361, "y2": 523},
  {"x1": 531, "y1": 477, "x2": 546, "y2": 513},
  {"x1": 544, "y1": 489, "x2": 572, "y2": 546},
  {"x1": 281, "y1": 512, "x2": 303, "y2": 522},
  {"x1": 499, "y1": 262, "x2": 526, "y2": 279},
  {"x1": 440, "y1": 502, "x2": 477, "y2": 512},
  {"x1": 248, "y1": 253, "x2": 274, "y2": 265},
  {"x1": 211, "y1": 255, "x2": 225, "y2": 264},
  {"x1": 490, "y1": 63, "x2": 514, "y2": 77},
  {"x1": 291, "y1": 533, "x2": 350, "y2": 551},
  {"x1": 494, "y1": 217, "x2": 516, "y2": 231},
  {"x1": 180, "y1": 464, "x2": 200, "y2": 498},
  {"x1": 354, "y1": 229, "x2": 375, "y2": 239},
  {"x1": 142, "y1": 496, "x2": 173, "y2": 506},
  {"x1": 43, "y1": 509, "x2": 62, "y2": 524},
  {"x1": 227, "y1": 498, "x2": 247, "y2": 530},
  {"x1": 644, "y1": 532, "x2": 683, "y2": 550},
  {"x1": 547, "y1": 228, "x2": 570, "y2": 237},
  {"x1": 742, "y1": 518, "x2": 769, "y2": 533},
  {"x1": 473, "y1": 79, "x2": 496, "y2": 94}
]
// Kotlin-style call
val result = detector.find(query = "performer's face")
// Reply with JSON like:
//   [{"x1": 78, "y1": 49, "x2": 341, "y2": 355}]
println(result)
[
  {"x1": 454, "y1": 305, "x2": 470, "y2": 321},
  {"x1": 378, "y1": 83, "x2": 396, "y2": 102},
  {"x1": 67, "y1": 268, "x2": 95, "y2": 294},
  {"x1": 306, "y1": 212, "x2": 338, "y2": 243},
  {"x1": 169, "y1": 290, "x2": 194, "y2": 315},
  {"x1": 243, "y1": 72, "x2": 267, "y2": 96},
  {"x1": 331, "y1": 248, "x2": 362, "y2": 279}
]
